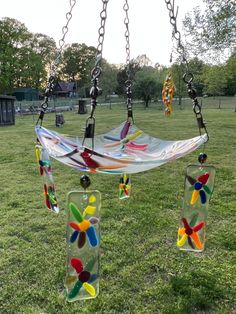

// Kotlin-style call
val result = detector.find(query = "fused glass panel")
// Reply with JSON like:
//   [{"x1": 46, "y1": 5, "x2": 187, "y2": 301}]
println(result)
[
  {"x1": 65, "y1": 190, "x2": 101, "y2": 301},
  {"x1": 177, "y1": 164, "x2": 216, "y2": 252},
  {"x1": 119, "y1": 174, "x2": 131, "y2": 199}
]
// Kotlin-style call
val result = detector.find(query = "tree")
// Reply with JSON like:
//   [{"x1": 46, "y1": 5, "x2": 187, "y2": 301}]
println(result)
[
  {"x1": 116, "y1": 60, "x2": 141, "y2": 95},
  {"x1": 133, "y1": 66, "x2": 160, "y2": 107},
  {"x1": 169, "y1": 63, "x2": 186, "y2": 105},
  {"x1": 0, "y1": 18, "x2": 56, "y2": 93},
  {"x1": 224, "y1": 52, "x2": 236, "y2": 96},
  {"x1": 133, "y1": 54, "x2": 152, "y2": 68},
  {"x1": 183, "y1": 0, "x2": 236, "y2": 58},
  {"x1": 202, "y1": 65, "x2": 228, "y2": 96},
  {"x1": 60, "y1": 43, "x2": 96, "y2": 87},
  {"x1": 0, "y1": 18, "x2": 32, "y2": 93},
  {"x1": 20, "y1": 33, "x2": 57, "y2": 89},
  {"x1": 99, "y1": 60, "x2": 119, "y2": 101}
]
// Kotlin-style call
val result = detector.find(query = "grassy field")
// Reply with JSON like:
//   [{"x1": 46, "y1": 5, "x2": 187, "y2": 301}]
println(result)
[{"x1": 0, "y1": 102, "x2": 236, "y2": 314}]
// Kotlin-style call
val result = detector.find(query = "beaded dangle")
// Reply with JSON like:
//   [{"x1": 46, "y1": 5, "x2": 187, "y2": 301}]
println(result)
[
  {"x1": 162, "y1": 65, "x2": 176, "y2": 116},
  {"x1": 119, "y1": 174, "x2": 131, "y2": 199},
  {"x1": 35, "y1": 143, "x2": 59, "y2": 213}
]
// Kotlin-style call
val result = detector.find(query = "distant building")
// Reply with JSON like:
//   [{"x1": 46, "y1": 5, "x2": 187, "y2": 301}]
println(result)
[
  {"x1": 0, "y1": 95, "x2": 15, "y2": 126},
  {"x1": 53, "y1": 82, "x2": 76, "y2": 98},
  {"x1": 12, "y1": 88, "x2": 39, "y2": 101}
]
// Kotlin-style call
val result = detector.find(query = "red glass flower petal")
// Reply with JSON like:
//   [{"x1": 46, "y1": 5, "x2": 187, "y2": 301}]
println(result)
[
  {"x1": 182, "y1": 218, "x2": 192, "y2": 235},
  {"x1": 198, "y1": 173, "x2": 209, "y2": 185},
  {"x1": 193, "y1": 221, "x2": 205, "y2": 232},
  {"x1": 70, "y1": 258, "x2": 83, "y2": 273},
  {"x1": 69, "y1": 222, "x2": 80, "y2": 231}
]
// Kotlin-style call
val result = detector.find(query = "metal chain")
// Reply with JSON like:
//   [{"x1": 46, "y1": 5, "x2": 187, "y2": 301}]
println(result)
[
  {"x1": 124, "y1": 0, "x2": 131, "y2": 79},
  {"x1": 36, "y1": 0, "x2": 77, "y2": 126},
  {"x1": 83, "y1": 0, "x2": 109, "y2": 148},
  {"x1": 123, "y1": 0, "x2": 133, "y2": 122},
  {"x1": 164, "y1": 0, "x2": 209, "y2": 140},
  {"x1": 52, "y1": 0, "x2": 77, "y2": 76},
  {"x1": 90, "y1": 0, "x2": 109, "y2": 82}
]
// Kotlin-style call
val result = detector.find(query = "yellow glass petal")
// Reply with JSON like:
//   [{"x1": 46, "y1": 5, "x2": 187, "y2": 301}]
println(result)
[
  {"x1": 126, "y1": 130, "x2": 143, "y2": 141},
  {"x1": 84, "y1": 205, "x2": 96, "y2": 215},
  {"x1": 177, "y1": 233, "x2": 187, "y2": 247},
  {"x1": 190, "y1": 190, "x2": 199, "y2": 205},
  {"x1": 89, "y1": 195, "x2": 96, "y2": 203},
  {"x1": 35, "y1": 147, "x2": 40, "y2": 161},
  {"x1": 83, "y1": 282, "x2": 95, "y2": 297}
]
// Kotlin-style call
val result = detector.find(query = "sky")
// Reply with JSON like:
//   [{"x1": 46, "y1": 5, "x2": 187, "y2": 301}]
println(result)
[{"x1": 1, "y1": 0, "x2": 204, "y2": 66}]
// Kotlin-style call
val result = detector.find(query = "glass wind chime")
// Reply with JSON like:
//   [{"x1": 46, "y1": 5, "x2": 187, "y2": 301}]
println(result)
[
  {"x1": 164, "y1": 0, "x2": 216, "y2": 252},
  {"x1": 34, "y1": 0, "x2": 216, "y2": 303}
]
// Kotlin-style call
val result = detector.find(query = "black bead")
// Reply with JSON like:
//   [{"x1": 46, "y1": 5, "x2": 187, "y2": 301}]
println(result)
[
  {"x1": 198, "y1": 153, "x2": 207, "y2": 163},
  {"x1": 80, "y1": 175, "x2": 91, "y2": 189}
]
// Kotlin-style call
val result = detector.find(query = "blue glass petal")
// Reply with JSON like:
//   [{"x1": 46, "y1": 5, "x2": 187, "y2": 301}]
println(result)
[
  {"x1": 70, "y1": 230, "x2": 79, "y2": 243},
  {"x1": 86, "y1": 226, "x2": 98, "y2": 247},
  {"x1": 200, "y1": 189, "x2": 207, "y2": 204}
]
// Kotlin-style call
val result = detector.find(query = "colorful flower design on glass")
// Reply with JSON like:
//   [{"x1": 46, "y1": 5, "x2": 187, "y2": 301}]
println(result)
[
  {"x1": 104, "y1": 130, "x2": 143, "y2": 148},
  {"x1": 187, "y1": 172, "x2": 212, "y2": 205},
  {"x1": 43, "y1": 184, "x2": 59, "y2": 213},
  {"x1": 69, "y1": 198, "x2": 98, "y2": 248},
  {"x1": 119, "y1": 174, "x2": 131, "y2": 198},
  {"x1": 66, "y1": 257, "x2": 98, "y2": 300},
  {"x1": 35, "y1": 146, "x2": 51, "y2": 176},
  {"x1": 177, "y1": 214, "x2": 205, "y2": 250}
]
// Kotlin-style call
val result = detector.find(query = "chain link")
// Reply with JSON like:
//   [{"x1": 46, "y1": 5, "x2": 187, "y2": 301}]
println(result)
[
  {"x1": 91, "y1": 0, "x2": 109, "y2": 80},
  {"x1": 51, "y1": 0, "x2": 77, "y2": 76},
  {"x1": 83, "y1": 0, "x2": 109, "y2": 148},
  {"x1": 124, "y1": 0, "x2": 131, "y2": 79},
  {"x1": 164, "y1": 0, "x2": 209, "y2": 141},
  {"x1": 123, "y1": 0, "x2": 133, "y2": 122},
  {"x1": 36, "y1": 0, "x2": 77, "y2": 126}
]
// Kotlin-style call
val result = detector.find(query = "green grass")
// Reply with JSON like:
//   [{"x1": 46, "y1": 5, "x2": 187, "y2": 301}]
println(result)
[{"x1": 0, "y1": 102, "x2": 236, "y2": 314}]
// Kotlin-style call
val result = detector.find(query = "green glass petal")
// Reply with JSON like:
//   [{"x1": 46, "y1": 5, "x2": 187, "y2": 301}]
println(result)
[
  {"x1": 68, "y1": 280, "x2": 83, "y2": 299},
  {"x1": 203, "y1": 185, "x2": 211, "y2": 194},
  {"x1": 189, "y1": 213, "x2": 199, "y2": 227},
  {"x1": 69, "y1": 203, "x2": 83, "y2": 223},
  {"x1": 84, "y1": 257, "x2": 97, "y2": 273}
]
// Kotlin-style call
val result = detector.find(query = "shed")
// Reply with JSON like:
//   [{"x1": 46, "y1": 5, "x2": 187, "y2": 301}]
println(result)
[
  {"x1": 12, "y1": 88, "x2": 39, "y2": 101},
  {"x1": 0, "y1": 95, "x2": 15, "y2": 126},
  {"x1": 54, "y1": 82, "x2": 76, "y2": 97}
]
